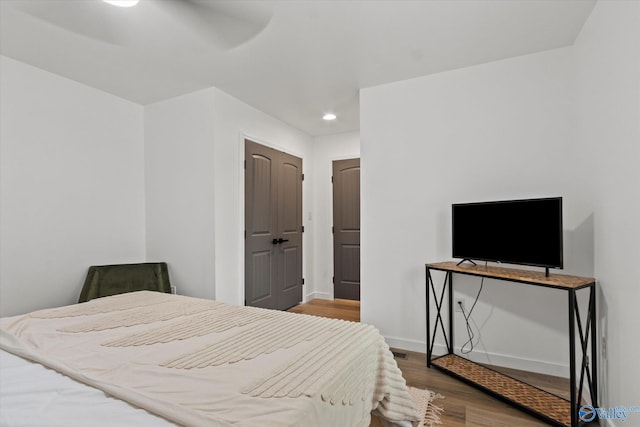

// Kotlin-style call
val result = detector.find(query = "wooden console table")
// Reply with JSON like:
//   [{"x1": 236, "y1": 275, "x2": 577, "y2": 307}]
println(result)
[{"x1": 425, "y1": 261, "x2": 597, "y2": 427}]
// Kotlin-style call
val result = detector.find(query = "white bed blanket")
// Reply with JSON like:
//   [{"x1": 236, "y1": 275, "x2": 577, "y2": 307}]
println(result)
[
  {"x1": 0, "y1": 292, "x2": 419, "y2": 427},
  {"x1": 0, "y1": 349, "x2": 178, "y2": 427}
]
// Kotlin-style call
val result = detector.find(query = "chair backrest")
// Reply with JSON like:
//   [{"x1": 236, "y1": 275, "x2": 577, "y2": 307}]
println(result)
[{"x1": 78, "y1": 262, "x2": 171, "y2": 303}]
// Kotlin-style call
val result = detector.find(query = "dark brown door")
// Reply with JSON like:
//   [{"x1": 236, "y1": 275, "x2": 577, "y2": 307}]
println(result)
[
  {"x1": 245, "y1": 140, "x2": 303, "y2": 310},
  {"x1": 333, "y1": 158, "x2": 360, "y2": 300}
]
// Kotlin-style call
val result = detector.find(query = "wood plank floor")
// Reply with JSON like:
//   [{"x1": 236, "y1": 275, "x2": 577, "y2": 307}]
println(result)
[
  {"x1": 287, "y1": 298, "x2": 360, "y2": 322},
  {"x1": 289, "y1": 299, "x2": 565, "y2": 427}
]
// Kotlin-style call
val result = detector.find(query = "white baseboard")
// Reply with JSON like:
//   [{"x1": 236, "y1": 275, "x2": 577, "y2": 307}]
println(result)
[
  {"x1": 384, "y1": 338, "x2": 569, "y2": 378},
  {"x1": 303, "y1": 291, "x2": 331, "y2": 302},
  {"x1": 383, "y1": 336, "x2": 427, "y2": 354}
]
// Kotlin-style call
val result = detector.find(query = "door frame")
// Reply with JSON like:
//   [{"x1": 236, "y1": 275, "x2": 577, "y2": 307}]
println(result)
[{"x1": 239, "y1": 135, "x2": 306, "y2": 306}]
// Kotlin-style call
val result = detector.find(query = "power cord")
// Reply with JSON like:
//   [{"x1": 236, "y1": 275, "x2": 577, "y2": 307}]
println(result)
[{"x1": 460, "y1": 262, "x2": 486, "y2": 354}]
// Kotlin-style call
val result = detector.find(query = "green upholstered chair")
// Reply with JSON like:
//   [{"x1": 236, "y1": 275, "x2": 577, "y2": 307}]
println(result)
[{"x1": 78, "y1": 262, "x2": 171, "y2": 303}]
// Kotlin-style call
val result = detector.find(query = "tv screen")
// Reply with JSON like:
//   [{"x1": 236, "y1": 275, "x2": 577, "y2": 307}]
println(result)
[{"x1": 452, "y1": 197, "x2": 563, "y2": 269}]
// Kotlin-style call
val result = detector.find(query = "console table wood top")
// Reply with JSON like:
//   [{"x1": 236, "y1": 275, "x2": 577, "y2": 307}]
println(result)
[{"x1": 426, "y1": 261, "x2": 595, "y2": 290}]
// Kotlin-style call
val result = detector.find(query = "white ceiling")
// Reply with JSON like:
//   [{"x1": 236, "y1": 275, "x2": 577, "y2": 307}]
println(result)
[{"x1": 0, "y1": 0, "x2": 596, "y2": 136}]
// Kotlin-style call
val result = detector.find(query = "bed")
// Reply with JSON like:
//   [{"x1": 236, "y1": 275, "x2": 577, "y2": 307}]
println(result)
[{"x1": 0, "y1": 291, "x2": 422, "y2": 427}]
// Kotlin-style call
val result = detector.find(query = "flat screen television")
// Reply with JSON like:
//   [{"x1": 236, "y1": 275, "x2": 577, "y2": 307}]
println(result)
[{"x1": 452, "y1": 197, "x2": 563, "y2": 271}]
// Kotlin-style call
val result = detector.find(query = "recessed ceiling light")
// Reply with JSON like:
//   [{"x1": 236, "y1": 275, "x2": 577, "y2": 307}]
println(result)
[
  {"x1": 323, "y1": 113, "x2": 337, "y2": 121},
  {"x1": 103, "y1": 0, "x2": 139, "y2": 7}
]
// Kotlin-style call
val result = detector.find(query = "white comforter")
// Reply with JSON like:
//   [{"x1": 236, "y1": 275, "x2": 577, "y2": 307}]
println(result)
[
  {"x1": 0, "y1": 349, "x2": 178, "y2": 427},
  {"x1": 0, "y1": 292, "x2": 419, "y2": 427}
]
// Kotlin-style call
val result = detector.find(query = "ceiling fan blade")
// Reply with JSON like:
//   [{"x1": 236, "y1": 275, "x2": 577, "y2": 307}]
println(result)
[
  {"x1": 162, "y1": 0, "x2": 273, "y2": 49},
  {"x1": 11, "y1": 0, "x2": 132, "y2": 45}
]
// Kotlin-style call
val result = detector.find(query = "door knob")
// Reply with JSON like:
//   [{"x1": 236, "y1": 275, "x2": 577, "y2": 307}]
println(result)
[
  {"x1": 277, "y1": 238, "x2": 289, "y2": 244},
  {"x1": 272, "y1": 238, "x2": 279, "y2": 245}
]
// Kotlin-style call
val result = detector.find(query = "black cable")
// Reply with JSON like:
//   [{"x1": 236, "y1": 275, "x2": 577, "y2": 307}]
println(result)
[{"x1": 460, "y1": 262, "x2": 486, "y2": 354}]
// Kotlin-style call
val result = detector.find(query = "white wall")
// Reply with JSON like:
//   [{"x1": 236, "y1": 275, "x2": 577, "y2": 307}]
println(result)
[
  {"x1": 360, "y1": 47, "x2": 590, "y2": 375},
  {"x1": 211, "y1": 88, "x2": 314, "y2": 305},
  {"x1": 573, "y1": 0, "x2": 640, "y2": 411},
  {"x1": 144, "y1": 88, "x2": 313, "y2": 305},
  {"x1": 311, "y1": 132, "x2": 360, "y2": 300},
  {"x1": 144, "y1": 88, "x2": 217, "y2": 300},
  {"x1": 0, "y1": 56, "x2": 146, "y2": 317}
]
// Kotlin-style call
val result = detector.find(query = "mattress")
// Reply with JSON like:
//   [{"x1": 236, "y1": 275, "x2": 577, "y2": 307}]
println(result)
[{"x1": 0, "y1": 292, "x2": 420, "y2": 427}]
